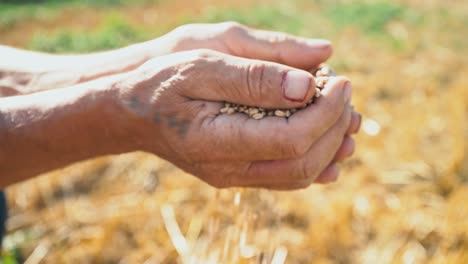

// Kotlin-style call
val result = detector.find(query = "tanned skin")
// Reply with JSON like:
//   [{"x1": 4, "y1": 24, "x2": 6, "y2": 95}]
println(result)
[{"x1": 0, "y1": 22, "x2": 361, "y2": 189}]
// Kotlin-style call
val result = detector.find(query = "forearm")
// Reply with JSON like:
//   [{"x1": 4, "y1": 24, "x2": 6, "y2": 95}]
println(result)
[
  {"x1": 0, "y1": 74, "x2": 137, "y2": 187},
  {"x1": 0, "y1": 36, "x2": 172, "y2": 95}
]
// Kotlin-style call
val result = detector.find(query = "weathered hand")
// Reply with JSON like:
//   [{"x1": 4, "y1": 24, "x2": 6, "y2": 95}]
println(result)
[
  {"x1": 116, "y1": 49, "x2": 354, "y2": 189},
  {"x1": 0, "y1": 22, "x2": 359, "y2": 188},
  {"x1": 159, "y1": 22, "x2": 333, "y2": 70},
  {"x1": 156, "y1": 22, "x2": 359, "y2": 185},
  {"x1": 0, "y1": 22, "x2": 333, "y2": 94}
]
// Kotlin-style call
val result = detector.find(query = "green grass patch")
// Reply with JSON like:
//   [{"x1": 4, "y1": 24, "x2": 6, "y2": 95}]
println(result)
[
  {"x1": 323, "y1": 1, "x2": 427, "y2": 52},
  {"x1": 0, "y1": 2, "x2": 61, "y2": 27},
  {"x1": 326, "y1": 2, "x2": 404, "y2": 34},
  {"x1": 26, "y1": 4, "x2": 307, "y2": 53},
  {"x1": 0, "y1": 0, "x2": 161, "y2": 28},
  {"x1": 29, "y1": 14, "x2": 149, "y2": 52},
  {"x1": 18, "y1": 1, "x2": 441, "y2": 54}
]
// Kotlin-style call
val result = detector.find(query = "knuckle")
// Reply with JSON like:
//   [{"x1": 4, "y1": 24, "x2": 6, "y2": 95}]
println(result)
[
  {"x1": 192, "y1": 48, "x2": 217, "y2": 58},
  {"x1": 300, "y1": 158, "x2": 321, "y2": 182},
  {"x1": 291, "y1": 139, "x2": 309, "y2": 157},
  {"x1": 268, "y1": 33, "x2": 290, "y2": 61},
  {"x1": 290, "y1": 128, "x2": 312, "y2": 155},
  {"x1": 273, "y1": 128, "x2": 309, "y2": 158},
  {"x1": 287, "y1": 162, "x2": 315, "y2": 189},
  {"x1": 186, "y1": 49, "x2": 220, "y2": 64},
  {"x1": 221, "y1": 21, "x2": 247, "y2": 40},
  {"x1": 221, "y1": 21, "x2": 245, "y2": 34},
  {"x1": 281, "y1": 144, "x2": 301, "y2": 159},
  {"x1": 245, "y1": 63, "x2": 266, "y2": 101}
]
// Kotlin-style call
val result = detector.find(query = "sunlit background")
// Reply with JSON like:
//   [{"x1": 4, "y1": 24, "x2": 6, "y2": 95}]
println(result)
[{"x1": 1, "y1": 0, "x2": 467, "y2": 263}]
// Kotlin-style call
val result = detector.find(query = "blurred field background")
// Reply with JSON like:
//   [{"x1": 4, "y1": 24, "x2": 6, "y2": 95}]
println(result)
[{"x1": 1, "y1": 0, "x2": 467, "y2": 263}]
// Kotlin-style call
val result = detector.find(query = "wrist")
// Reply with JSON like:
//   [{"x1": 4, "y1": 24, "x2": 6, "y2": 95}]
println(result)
[
  {"x1": 110, "y1": 64, "x2": 180, "y2": 157},
  {"x1": 0, "y1": 75, "x2": 141, "y2": 185},
  {"x1": 86, "y1": 74, "x2": 145, "y2": 155}
]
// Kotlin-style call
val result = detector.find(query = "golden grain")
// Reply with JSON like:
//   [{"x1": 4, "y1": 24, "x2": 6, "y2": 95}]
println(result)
[
  {"x1": 252, "y1": 113, "x2": 265, "y2": 119},
  {"x1": 315, "y1": 88, "x2": 322, "y2": 98},
  {"x1": 219, "y1": 64, "x2": 334, "y2": 119},
  {"x1": 274, "y1": 110, "x2": 286, "y2": 117}
]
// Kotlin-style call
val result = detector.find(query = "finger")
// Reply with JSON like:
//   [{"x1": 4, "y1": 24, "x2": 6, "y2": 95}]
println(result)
[
  {"x1": 198, "y1": 77, "x2": 352, "y2": 161},
  {"x1": 233, "y1": 104, "x2": 352, "y2": 188},
  {"x1": 333, "y1": 136, "x2": 355, "y2": 162},
  {"x1": 181, "y1": 49, "x2": 317, "y2": 109},
  {"x1": 223, "y1": 22, "x2": 333, "y2": 70},
  {"x1": 346, "y1": 111, "x2": 362, "y2": 135},
  {"x1": 314, "y1": 163, "x2": 340, "y2": 184}
]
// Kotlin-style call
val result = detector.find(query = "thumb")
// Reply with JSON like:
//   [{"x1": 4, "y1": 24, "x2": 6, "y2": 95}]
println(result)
[{"x1": 183, "y1": 50, "x2": 317, "y2": 109}]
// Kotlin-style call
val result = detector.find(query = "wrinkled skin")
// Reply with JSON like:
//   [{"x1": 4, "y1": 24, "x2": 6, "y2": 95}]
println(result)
[
  {"x1": 0, "y1": 22, "x2": 361, "y2": 189},
  {"x1": 116, "y1": 48, "x2": 358, "y2": 190}
]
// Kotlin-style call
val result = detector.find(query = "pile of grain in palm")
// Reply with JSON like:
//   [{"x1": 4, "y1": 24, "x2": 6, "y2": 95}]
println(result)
[{"x1": 219, "y1": 64, "x2": 336, "y2": 119}]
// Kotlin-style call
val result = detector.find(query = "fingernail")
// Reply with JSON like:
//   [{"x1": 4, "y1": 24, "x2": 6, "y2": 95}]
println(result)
[
  {"x1": 343, "y1": 81, "x2": 352, "y2": 103},
  {"x1": 283, "y1": 70, "x2": 311, "y2": 102},
  {"x1": 306, "y1": 39, "x2": 332, "y2": 49}
]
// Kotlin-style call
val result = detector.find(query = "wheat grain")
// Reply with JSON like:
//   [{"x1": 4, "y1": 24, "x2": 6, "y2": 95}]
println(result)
[{"x1": 219, "y1": 64, "x2": 335, "y2": 119}]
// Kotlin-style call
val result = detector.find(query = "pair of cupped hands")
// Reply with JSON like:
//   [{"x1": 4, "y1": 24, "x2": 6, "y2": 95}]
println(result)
[{"x1": 116, "y1": 22, "x2": 361, "y2": 190}]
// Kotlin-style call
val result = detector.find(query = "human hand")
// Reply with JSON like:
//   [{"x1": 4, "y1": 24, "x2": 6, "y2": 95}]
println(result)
[
  {"x1": 155, "y1": 22, "x2": 333, "y2": 70},
  {"x1": 115, "y1": 49, "x2": 358, "y2": 190},
  {"x1": 156, "y1": 22, "x2": 360, "y2": 180},
  {"x1": 156, "y1": 22, "x2": 360, "y2": 186},
  {"x1": 0, "y1": 22, "x2": 332, "y2": 95}
]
